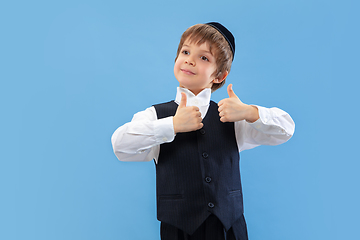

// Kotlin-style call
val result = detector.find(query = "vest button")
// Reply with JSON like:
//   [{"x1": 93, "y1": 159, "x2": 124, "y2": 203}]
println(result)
[
  {"x1": 208, "y1": 202, "x2": 214, "y2": 208},
  {"x1": 199, "y1": 129, "x2": 206, "y2": 135},
  {"x1": 205, "y1": 177, "x2": 212, "y2": 183},
  {"x1": 202, "y1": 152, "x2": 208, "y2": 159}
]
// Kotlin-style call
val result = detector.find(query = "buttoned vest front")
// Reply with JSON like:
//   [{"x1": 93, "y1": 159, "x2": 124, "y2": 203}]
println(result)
[{"x1": 153, "y1": 100, "x2": 244, "y2": 235}]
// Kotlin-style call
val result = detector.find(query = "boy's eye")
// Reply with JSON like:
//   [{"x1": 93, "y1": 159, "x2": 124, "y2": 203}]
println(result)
[
  {"x1": 182, "y1": 50, "x2": 189, "y2": 55},
  {"x1": 201, "y1": 56, "x2": 209, "y2": 61}
]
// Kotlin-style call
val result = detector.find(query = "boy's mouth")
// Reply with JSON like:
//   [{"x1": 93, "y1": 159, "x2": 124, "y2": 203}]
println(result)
[{"x1": 181, "y1": 69, "x2": 195, "y2": 75}]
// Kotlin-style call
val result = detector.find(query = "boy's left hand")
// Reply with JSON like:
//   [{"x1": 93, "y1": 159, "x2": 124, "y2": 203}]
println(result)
[{"x1": 218, "y1": 84, "x2": 259, "y2": 123}]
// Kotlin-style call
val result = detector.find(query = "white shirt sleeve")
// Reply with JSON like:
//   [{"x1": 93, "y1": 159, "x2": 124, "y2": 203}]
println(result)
[
  {"x1": 236, "y1": 105, "x2": 295, "y2": 152},
  {"x1": 111, "y1": 106, "x2": 175, "y2": 162}
]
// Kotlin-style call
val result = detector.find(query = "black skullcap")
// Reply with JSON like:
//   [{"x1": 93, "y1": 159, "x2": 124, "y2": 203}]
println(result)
[{"x1": 206, "y1": 22, "x2": 235, "y2": 60}]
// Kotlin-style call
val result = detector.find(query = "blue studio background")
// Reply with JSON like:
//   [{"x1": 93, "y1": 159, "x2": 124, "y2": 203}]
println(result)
[{"x1": 1, "y1": 0, "x2": 359, "y2": 239}]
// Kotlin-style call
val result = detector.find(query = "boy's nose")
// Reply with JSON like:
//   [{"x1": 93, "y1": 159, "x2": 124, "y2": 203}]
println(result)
[{"x1": 185, "y1": 57, "x2": 195, "y2": 66}]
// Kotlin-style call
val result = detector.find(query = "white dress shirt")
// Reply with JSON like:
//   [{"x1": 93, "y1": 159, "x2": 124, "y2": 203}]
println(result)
[{"x1": 111, "y1": 87, "x2": 295, "y2": 163}]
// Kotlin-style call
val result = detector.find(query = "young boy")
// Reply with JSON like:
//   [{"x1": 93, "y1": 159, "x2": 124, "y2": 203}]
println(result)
[{"x1": 111, "y1": 22, "x2": 295, "y2": 240}]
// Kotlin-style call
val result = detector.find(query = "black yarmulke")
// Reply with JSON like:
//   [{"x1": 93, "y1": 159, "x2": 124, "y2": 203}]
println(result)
[{"x1": 206, "y1": 22, "x2": 235, "y2": 60}]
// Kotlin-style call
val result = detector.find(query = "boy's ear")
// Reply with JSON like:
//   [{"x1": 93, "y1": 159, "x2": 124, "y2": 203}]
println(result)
[{"x1": 213, "y1": 70, "x2": 229, "y2": 83}]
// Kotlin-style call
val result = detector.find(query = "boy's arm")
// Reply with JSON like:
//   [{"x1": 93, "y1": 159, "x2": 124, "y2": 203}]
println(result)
[
  {"x1": 235, "y1": 105, "x2": 295, "y2": 151},
  {"x1": 218, "y1": 84, "x2": 295, "y2": 151},
  {"x1": 112, "y1": 93, "x2": 204, "y2": 162},
  {"x1": 111, "y1": 107, "x2": 175, "y2": 162}
]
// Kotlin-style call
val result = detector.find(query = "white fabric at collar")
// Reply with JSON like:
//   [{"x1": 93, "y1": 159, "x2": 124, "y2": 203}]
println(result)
[
  {"x1": 174, "y1": 87, "x2": 211, "y2": 107},
  {"x1": 174, "y1": 87, "x2": 212, "y2": 119}
]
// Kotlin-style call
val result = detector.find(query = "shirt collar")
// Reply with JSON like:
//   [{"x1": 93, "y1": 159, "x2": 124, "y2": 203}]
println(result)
[{"x1": 174, "y1": 87, "x2": 211, "y2": 108}]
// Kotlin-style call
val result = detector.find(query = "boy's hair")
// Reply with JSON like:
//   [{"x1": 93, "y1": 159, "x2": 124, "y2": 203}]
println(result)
[{"x1": 175, "y1": 24, "x2": 233, "y2": 92}]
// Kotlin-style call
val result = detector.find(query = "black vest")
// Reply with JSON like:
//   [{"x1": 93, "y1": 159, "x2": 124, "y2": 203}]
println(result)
[{"x1": 153, "y1": 100, "x2": 244, "y2": 235}]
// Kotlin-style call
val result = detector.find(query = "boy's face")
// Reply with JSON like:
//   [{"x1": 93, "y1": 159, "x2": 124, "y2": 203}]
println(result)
[{"x1": 174, "y1": 40, "x2": 219, "y2": 95}]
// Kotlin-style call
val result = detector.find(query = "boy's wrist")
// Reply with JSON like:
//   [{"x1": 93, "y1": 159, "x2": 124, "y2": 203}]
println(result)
[{"x1": 245, "y1": 105, "x2": 259, "y2": 123}]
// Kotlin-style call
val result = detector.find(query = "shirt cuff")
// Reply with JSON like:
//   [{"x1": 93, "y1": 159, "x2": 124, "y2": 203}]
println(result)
[
  {"x1": 248, "y1": 105, "x2": 287, "y2": 134},
  {"x1": 246, "y1": 105, "x2": 263, "y2": 130},
  {"x1": 153, "y1": 116, "x2": 175, "y2": 143},
  {"x1": 247, "y1": 117, "x2": 264, "y2": 130}
]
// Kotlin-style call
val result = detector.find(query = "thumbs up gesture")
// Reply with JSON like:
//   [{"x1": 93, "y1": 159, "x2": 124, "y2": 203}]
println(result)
[
  {"x1": 173, "y1": 92, "x2": 204, "y2": 134},
  {"x1": 218, "y1": 84, "x2": 259, "y2": 123}
]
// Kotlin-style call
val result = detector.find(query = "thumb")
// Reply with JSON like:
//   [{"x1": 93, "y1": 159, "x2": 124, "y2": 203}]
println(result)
[
  {"x1": 227, "y1": 84, "x2": 237, "y2": 98},
  {"x1": 179, "y1": 92, "x2": 187, "y2": 108}
]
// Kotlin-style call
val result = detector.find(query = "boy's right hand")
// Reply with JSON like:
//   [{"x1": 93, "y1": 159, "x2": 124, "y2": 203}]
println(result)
[{"x1": 173, "y1": 92, "x2": 203, "y2": 134}]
